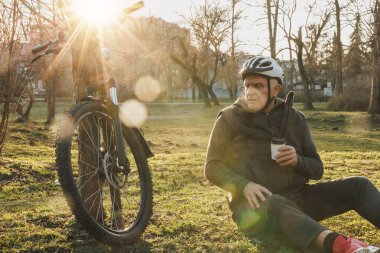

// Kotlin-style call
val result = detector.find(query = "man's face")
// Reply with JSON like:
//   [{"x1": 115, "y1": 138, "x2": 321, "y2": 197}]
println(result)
[{"x1": 244, "y1": 75, "x2": 280, "y2": 113}]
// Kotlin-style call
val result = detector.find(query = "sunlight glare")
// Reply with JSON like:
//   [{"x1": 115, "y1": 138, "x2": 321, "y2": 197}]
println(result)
[{"x1": 72, "y1": 0, "x2": 125, "y2": 25}]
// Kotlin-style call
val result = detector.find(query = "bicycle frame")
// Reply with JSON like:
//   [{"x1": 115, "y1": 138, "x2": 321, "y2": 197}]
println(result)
[{"x1": 105, "y1": 78, "x2": 129, "y2": 169}]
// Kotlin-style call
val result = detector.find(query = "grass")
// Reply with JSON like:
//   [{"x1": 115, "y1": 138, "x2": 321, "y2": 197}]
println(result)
[{"x1": 0, "y1": 101, "x2": 379, "y2": 252}]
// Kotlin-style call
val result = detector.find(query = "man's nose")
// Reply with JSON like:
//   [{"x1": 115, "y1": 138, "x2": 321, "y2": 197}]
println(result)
[{"x1": 246, "y1": 86, "x2": 257, "y2": 94}]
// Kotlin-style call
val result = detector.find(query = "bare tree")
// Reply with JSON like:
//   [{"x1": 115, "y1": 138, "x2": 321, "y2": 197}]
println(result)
[
  {"x1": 0, "y1": 0, "x2": 18, "y2": 155},
  {"x1": 171, "y1": 0, "x2": 232, "y2": 106},
  {"x1": 265, "y1": 0, "x2": 281, "y2": 58},
  {"x1": 0, "y1": 0, "x2": 35, "y2": 154},
  {"x1": 292, "y1": 27, "x2": 314, "y2": 109},
  {"x1": 227, "y1": 0, "x2": 243, "y2": 99},
  {"x1": 368, "y1": 0, "x2": 380, "y2": 114},
  {"x1": 191, "y1": 0, "x2": 232, "y2": 105},
  {"x1": 279, "y1": 0, "x2": 297, "y2": 89},
  {"x1": 334, "y1": 0, "x2": 344, "y2": 95},
  {"x1": 169, "y1": 38, "x2": 211, "y2": 106},
  {"x1": 291, "y1": 11, "x2": 331, "y2": 109}
]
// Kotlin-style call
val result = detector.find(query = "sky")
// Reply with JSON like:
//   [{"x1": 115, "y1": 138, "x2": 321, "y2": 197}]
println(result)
[{"x1": 134, "y1": 0, "x2": 373, "y2": 60}]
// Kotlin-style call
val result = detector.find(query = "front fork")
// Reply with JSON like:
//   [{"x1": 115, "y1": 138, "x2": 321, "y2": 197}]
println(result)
[{"x1": 108, "y1": 79, "x2": 130, "y2": 171}]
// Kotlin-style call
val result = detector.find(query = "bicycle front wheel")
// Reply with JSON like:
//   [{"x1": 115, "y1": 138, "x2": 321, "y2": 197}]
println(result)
[{"x1": 56, "y1": 101, "x2": 152, "y2": 246}]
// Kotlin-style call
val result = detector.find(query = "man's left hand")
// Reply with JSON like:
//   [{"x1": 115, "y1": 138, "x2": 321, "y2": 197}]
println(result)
[{"x1": 275, "y1": 145, "x2": 298, "y2": 167}]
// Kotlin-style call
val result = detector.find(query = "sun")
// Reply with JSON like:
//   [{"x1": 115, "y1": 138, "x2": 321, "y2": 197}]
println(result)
[{"x1": 72, "y1": 0, "x2": 126, "y2": 26}]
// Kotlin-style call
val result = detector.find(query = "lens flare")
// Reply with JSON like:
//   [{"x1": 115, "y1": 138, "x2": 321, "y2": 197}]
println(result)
[
  {"x1": 237, "y1": 208, "x2": 262, "y2": 231},
  {"x1": 72, "y1": 0, "x2": 124, "y2": 25},
  {"x1": 119, "y1": 99, "x2": 147, "y2": 127},
  {"x1": 134, "y1": 76, "x2": 161, "y2": 102}
]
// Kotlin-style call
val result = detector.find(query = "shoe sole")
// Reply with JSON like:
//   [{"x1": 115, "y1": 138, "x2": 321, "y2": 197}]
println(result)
[{"x1": 353, "y1": 246, "x2": 380, "y2": 253}]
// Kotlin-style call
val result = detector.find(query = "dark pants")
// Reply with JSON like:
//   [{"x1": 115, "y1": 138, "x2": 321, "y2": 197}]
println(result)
[{"x1": 230, "y1": 177, "x2": 380, "y2": 252}]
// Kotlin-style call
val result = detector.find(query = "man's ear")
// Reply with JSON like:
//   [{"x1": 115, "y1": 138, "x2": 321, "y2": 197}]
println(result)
[{"x1": 272, "y1": 82, "x2": 282, "y2": 96}]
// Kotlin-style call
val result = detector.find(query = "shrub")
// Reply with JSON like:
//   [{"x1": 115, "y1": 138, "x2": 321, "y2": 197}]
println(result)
[{"x1": 327, "y1": 78, "x2": 370, "y2": 111}]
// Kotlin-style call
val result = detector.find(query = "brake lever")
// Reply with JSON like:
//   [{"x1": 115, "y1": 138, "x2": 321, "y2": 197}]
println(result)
[{"x1": 31, "y1": 54, "x2": 45, "y2": 64}]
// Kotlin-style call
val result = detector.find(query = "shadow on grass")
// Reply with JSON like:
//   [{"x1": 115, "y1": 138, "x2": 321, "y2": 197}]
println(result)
[
  {"x1": 67, "y1": 221, "x2": 153, "y2": 253},
  {"x1": 244, "y1": 231, "x2": 301, "y2": 253}
]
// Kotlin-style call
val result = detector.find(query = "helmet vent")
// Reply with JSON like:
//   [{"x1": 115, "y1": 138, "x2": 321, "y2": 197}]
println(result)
[
  {"x1": 250, "y1": 57, "x2": 264, "y2": 68},
  {"x1": 260, "y1": 61, "x2": 272, "y2": 67}
]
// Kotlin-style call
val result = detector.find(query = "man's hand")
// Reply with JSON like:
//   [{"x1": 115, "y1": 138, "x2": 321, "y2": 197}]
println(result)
[
  {"x1": 243, "y1": 182, "x2": 272, "y2": 209},
  {"x1": 275, "y1": 145, "x2": 298, "y2": 167}
]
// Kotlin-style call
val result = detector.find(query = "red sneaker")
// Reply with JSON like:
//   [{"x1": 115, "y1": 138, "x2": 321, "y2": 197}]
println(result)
[{"x1": 333, "y1": 236, "x2": 380, "y2": 253}]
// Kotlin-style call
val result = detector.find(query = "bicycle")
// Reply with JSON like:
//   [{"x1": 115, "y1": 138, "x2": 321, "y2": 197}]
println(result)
[{"x1": 31, "y1": 1, "x2": 154, "y2": 247}]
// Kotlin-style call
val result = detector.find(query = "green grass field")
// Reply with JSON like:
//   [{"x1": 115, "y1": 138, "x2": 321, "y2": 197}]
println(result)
[{"x1": 0, "y1": 101, "x2": 379, "y2": 252}]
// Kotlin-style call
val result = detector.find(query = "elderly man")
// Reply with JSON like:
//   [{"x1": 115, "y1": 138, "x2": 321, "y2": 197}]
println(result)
[{"x1": 205, "y1": 56, "x2": 380, "y2": 253}]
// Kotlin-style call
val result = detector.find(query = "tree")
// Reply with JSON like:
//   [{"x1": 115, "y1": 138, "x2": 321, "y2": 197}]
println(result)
[
  {"x1": 279, "y1": 0, "x2": 297, "y2": 88},
  {"x1": 345, "y1": 13, "x2": 365, "y2": 78},
  {"x1": 292, "y1": 27, "x2": 314, "y2": 109},
  {"x1": 291, "y1": 12, "x2": 331, "y2": 110},
  {"x1": 120, "y1": 16, "x2": 191, "y2": 102},
  {"x1": 334, "y1": 0, "x2": 344, "y2": 95},
  {"x1": 169, "y1": 38, "x2": 212, "y2": 106},
  {"x1": 0, "y1": 0, "x2": 35, "y2": 154},
  {"x1": 226, "y1": 0, "x2": 243, "y2": 99},
  {"x1": 266, "y1": 0, "x2": 281, "y2": 58},
  {"x1": 0, "y1": 0, "x2": 18, "y2": 155},
  {"x1": 171, "y1": 0, "x2": 232, "y2": 106},
  {"x1": 368, "y1": 0, "x2": 380, "y2": 114},
  {"x1": 320, "y1": 35, "x2": 337, "y2": 87}
]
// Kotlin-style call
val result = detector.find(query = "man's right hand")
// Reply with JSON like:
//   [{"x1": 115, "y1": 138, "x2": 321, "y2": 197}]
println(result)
[{"x1": 243, "y1": 182, "x2": 272, "y2": 209}]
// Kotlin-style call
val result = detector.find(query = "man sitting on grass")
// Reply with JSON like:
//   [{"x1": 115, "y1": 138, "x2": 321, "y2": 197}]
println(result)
[{"x1": 205, "y1": 56, "x2": 380, "y2": 253}]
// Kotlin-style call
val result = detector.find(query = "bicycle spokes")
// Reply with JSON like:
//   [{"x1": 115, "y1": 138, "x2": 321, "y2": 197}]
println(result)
[{"x1": 72, "y1": 111, "x2": 143, "y2": 232}]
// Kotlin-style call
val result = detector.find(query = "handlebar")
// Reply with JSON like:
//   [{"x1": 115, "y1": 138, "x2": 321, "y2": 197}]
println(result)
[
  {"x1": 31, "y1": 41, "x2": 51, "y2": 54},
  {"x1": 30, "y1": 1, "x2": 145, "y2": 63},
  {"x1": 123, "y1": 1, "x2": 144, "y2": 16},
  {"x1": 31, "y1": 31, "x2": 65, "y2": 63},
  {"x1": 119, "y1": 1, "x2": 144, "y2": 23}
]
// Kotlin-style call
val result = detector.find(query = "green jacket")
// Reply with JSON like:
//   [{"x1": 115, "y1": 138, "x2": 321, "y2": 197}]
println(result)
[{"x1": 204, "y1": 98, "x2": 323, "y2": 202}]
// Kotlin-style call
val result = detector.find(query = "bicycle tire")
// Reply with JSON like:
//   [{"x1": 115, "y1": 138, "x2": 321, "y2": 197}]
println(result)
[{"x1": 56, "y1": 101, "x2": 152, "y2": 246}]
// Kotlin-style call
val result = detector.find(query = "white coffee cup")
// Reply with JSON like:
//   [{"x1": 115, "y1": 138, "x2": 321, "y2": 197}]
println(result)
[{"x1": 271, "y1": 137, "x2": 286, "y2": 160}]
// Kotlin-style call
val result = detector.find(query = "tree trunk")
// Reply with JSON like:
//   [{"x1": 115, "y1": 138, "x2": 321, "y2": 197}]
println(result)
[
  {"x1": 46, "y1": 77, "x2": 56, "y2": 125},
  {"x1": 288, "y1": 38, "x2": 295, "y2": 87},
  {"x1": 205, "y1": 85, "x2": 220, "y2": 106},
  {"x1": 335, "y1": 0, "x2": 343, "y2": 95},
  {"x1": 230, "y1": 0, "x2": 239, "y2": 99},
  {"x1": 266, "y1": 0, "x2": 280, "y2": 58},
  {"x1": 0, "y1": 0, "x2": 17, "y2": 155},
  {"x1": 21, "y1": 84, "x2": 34, "y2": 121},
  {"x1": 368, "y1": 0, "x2": 380, "y2": 114},
  {"x1": 15, "y1": 83, "x2": 34, "y2": 123},
  {"x1": 166, "y1": 76, "x2": 173, "y2": 102},
  {"x1": 0, "y1": 71, "x2": 13, "y2": 155},
  {"x1": 228, "y1": 86, "x2": 233, "y2": 99},
  {"x1": 294, "y1": 28, "x2": 314, "y2": 109},
  {"x1": 192, "y1": 85, "x2": 196, "y2": 102},
  {"x1": 169, "y1": 54, "x2": 211, "y2": 107}
]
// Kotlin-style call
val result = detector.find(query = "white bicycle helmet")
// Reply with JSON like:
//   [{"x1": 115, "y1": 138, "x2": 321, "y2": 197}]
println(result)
[{"x1": 240, "y1": 56, "x2": 284, "y2": 84}]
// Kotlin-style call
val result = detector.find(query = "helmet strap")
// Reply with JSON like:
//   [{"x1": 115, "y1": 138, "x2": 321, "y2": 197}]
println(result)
[{"x1": 260, "y1": 78, "x2": 275, "y2": 112}]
